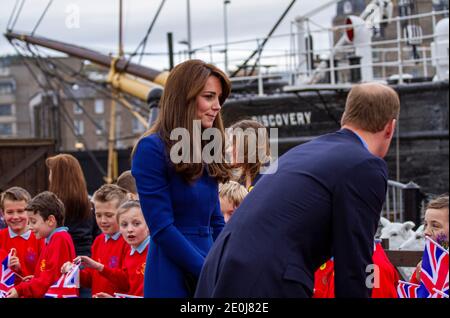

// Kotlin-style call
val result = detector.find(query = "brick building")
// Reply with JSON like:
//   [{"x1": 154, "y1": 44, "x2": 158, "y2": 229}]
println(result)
[{"x1": 0, "y1": 55, "x2": 147, "y2": 151}]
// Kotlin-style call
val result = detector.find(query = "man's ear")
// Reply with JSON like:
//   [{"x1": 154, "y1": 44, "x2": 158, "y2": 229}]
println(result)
[{"x1": 384, "y1": 119, "x2": 396, "y2": 139}]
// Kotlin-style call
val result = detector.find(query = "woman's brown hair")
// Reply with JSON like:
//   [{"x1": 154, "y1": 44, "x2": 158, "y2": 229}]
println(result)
[
  {"x1": 46, "y1": 154, "x2": 91, "y2": 223},
  {"x1": 133, "y1": 59, "x2": 232, "y2": 183}
]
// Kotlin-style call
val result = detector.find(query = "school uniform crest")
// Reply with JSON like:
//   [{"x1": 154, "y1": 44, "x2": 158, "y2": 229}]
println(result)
[
  {"x1": 40, "y1": 259, "x2": 46, "y2": 271},
  {"x1": 136, "y1": 262, "x2": 146, "y2": 275},
  {"x1": 109, "y1": 256, "x2": 119, "y2": 268},
  {"x1": 25, "y1": 247, "x2": 37, "y2": 264}
]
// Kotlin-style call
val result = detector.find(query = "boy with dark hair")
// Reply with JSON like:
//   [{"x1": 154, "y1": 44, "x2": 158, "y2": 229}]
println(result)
[{"x1": 6, "y1": 191, "x2": 76, "y2": 298}]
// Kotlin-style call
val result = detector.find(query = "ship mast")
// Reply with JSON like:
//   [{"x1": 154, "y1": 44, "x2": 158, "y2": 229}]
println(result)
[{"x1": 105, "y1": 0, "x2": 123, "y2": 184}]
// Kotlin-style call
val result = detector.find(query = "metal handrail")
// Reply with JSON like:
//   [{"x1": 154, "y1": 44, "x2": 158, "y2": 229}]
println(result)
[{"x1": 383, "y1": 180, "x2": 406, "y2": 222}]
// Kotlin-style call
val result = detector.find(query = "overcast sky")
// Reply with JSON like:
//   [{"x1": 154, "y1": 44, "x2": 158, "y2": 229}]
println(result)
[{"x1": 0, "y1": 0, "x2": 338, "y2": 71}]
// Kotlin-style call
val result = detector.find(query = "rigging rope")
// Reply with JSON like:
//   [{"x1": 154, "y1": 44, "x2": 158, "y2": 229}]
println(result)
[
  {"x1": 123, "y1": 0, "x2": 166, "y2": 70},
  {"x1": 31, "y1": 0, "x2": 54, "y2": 35},
  {"x1": 6, "y1": 0, "x2": 20, "y2": 31},
  {"x1": 11, "y1": 41, "x2": 108, "y2": 176},
  {"x1": 9, "y1": 0, "x2": 26, "y2": 31}
]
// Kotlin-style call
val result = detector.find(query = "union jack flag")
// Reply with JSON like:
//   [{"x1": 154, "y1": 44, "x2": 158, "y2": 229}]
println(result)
[
  {"x1": 397, "y1": 281, "x2": 425, "y2": 298},
  {"x1": 44, "y1": 262, "x2": 80, "y2": 298},
  {"x1": 0, "y1": 251, "x2": 16, "y2": 298},
  {"x1": 419, "y1": 236, "x2": 449, "y2": 298}
]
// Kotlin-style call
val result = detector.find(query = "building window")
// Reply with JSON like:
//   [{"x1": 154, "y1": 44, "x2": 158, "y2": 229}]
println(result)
[
  {"x1": 96, "y1": 119, "x2": 105, "y2": 135},
  {"x1": 0, "y1": 123, "x2": 13, "y2": 135},
  {"x1": 74, "y1": 120, "x2": 84, "y2": 136},
  {"x1": 95, "y1": 99, "x2": 104, "y2": 114},
  {"x1": 96, "y1": 140, "x2": 107, "y2": 150},
  {"x1": 73, "y1": 102, "x2": 84, "y2": 115},
  {"x1": 0, "y1": 83, "x2": 14, "y2": 95},
  {"x1": 0, "y1": 104, "x2": 13, "y2": 116},
  {"x1": 132, "y1": 117, "x2": 146, "y2": 134}
]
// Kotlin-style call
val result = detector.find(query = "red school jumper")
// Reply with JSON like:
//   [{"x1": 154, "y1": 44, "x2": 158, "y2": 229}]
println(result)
[
  {"x1": 0, "y1": 227, "x2": 44, "y2": 281},
  {"x1": 15, "y1": 228, "x2": 75, "y2": 298},
  {"x1": 80, "y1": 232, "x2": 130, "y2": 295},
  {"x1": 100, "y1": 236, "x2": 149, "y2": 297},
  {"x1": 313, "y1": 243, "x2": 400, "y2": 298}
]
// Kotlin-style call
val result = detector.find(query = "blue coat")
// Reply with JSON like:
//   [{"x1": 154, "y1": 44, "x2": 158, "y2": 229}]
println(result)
[
  {"x1": 195, "y1": 129, "x2": 388, "y2": 298},
  {"x1": 132, "y1": 134, "x2": 224, "y2": 298}
]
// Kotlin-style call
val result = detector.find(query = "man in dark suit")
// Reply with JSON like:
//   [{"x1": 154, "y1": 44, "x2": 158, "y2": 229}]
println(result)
[{"x1": 195, "y1": 83, "x2": 400, "y2": 298}]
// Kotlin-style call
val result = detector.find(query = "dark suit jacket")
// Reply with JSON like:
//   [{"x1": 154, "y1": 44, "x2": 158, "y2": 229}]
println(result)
[{"x1": 195, "y1": 129, "x2": 388, "y2": 298}]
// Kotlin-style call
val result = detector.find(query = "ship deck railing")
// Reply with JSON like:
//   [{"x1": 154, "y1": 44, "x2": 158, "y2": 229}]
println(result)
[
  {"x1": 182, "y1": 9, "x2": 448, "y2": 95},
  {"x1": 382, "y1": 180, "x2": 428, "y2": 225}
]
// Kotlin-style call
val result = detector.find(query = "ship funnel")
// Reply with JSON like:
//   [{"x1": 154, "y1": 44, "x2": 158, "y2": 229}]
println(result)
[
  {"x1": 431, "y1": 18, "x2": 449, "y2": 81},
  {"x1": 344, "y1": 15, "x2": 374, "y2": 82}
]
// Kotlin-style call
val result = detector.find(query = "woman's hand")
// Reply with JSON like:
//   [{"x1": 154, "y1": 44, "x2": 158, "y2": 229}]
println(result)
[{"x1": 74, "y1": 256, "x2": 104, "y2": 272}]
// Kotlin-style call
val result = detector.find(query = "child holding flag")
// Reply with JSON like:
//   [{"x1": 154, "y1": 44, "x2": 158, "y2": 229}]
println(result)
[
  {"x1": 65, "y1": 200, "x2": 149, "y2": 298},
  {"x1": 410, "y1": 194, "x2": 448, "y2": 284},
  {"x1": 6, "y1": 191, "x2": 76, "y2": 298},
  {"x1": 61, "y1": 184, "x2": 130, "y2": 297},
  {"x1": 399, "y1": 194, "x2": 449, "y2": 298},
  {"x1": 0, "y1": 187, "x2": 43, "y2": 282}
]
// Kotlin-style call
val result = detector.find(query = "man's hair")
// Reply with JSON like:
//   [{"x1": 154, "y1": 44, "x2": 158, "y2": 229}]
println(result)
[
  {"x1": 93, "y1": 184, "x2": 129, "y2": 208},
  {"x1": 116, "y1": 170, "x2": 137, "y2": 195},
  {"x1": 116, "y1": 200, "x2": 143, "y2": 222},
  {"x1": 219, "y1": 181, "x2": 248, "y2": 208},
  {"x1": 426, "y1": 194, "x2": 449, "y2": 211},
  {"x1": 341, "y1": 83, "x2": 400, "y2": 133},
  {"x1": 1, "y1": 187, "x2": 32, "y2": 210},
  {"x1": 25, "y1": 191, "x2": 65, "y2": 226}
]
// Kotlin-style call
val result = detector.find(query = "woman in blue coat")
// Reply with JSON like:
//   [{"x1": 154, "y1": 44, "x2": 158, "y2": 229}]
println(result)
[{"x1": 132, "y1": 60, "x2": 232, "y2": 297}]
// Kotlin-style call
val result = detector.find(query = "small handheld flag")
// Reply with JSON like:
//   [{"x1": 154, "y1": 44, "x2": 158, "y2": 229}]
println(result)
[
  {"x1": 44, "y1": 260, "x2": 80, "y2": 298},
  {"x1": 0, "y1": 250, "x2": 16, "y2": 298}
]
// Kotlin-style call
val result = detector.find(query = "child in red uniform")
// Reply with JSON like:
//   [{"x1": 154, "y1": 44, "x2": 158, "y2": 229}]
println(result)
[
  {"x1": 62, "y1": 184, "x2": 130, "y2": 296},
  {"x1": 0, "y1": 187, "x2": 43, "y2": 282},
  {"x1": 409, "y1": 195, "x2": 448, "y2": 284},
  {"x1": 313, "y1": 242, "x2": 400, "y2": 298},
  {"x1": 72, "y1": 201, "x2": 149, "y2": 298},
  {"x1": 6, "y1": 191, "x2": 76, "y2": 298}
]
